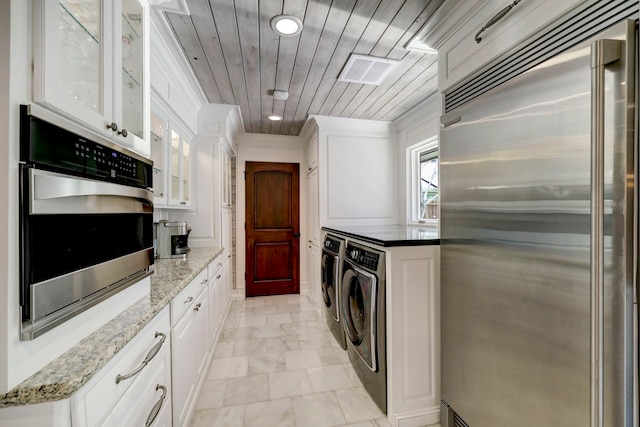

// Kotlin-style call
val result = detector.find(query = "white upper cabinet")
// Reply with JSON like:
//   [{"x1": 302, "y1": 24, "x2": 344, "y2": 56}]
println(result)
[
  {"x1": 306, "y1": 133, "x2": 318, "y2": 173},
  {"x1": 168, "y1": 125, "x2": 191, "y2": 208},
  {"x1": 33, "y1": 0, "x2": 150, "y2": 157},
  {"x1": 150, "y1": 109, "x2": 167, "y2": 205}
]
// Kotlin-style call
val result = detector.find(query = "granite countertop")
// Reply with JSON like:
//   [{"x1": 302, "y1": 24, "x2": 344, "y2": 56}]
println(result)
[
  {"x1": 322, "y1": 225, "x2": 440, "y2": 247},
  {"x1": 0, "y1": 246, "x2": 223, "y2": 408}
]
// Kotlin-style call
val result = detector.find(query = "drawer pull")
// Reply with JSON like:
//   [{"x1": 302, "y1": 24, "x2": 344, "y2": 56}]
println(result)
[
  {"x1": 115, "y1": 332, "x2": 166, "y2": 384},
  {"x1": 184, "y1": 296, "x2": 194, "y2": 304},
  {"x1": 145, "y1": 384, "x2": 167, "y2": 427},
  {"x1": 194, "y1": 302, "x2": 202, "y2": 312},
  {"x1": 475, "y1": 0, "x2": 521, "y2": 44},
  {"x1": 217, "y1": 263, "x2": 223, "y2": 267},
  {"x1": 201, "y1": 279, "x2": 208, "y2": 285}
]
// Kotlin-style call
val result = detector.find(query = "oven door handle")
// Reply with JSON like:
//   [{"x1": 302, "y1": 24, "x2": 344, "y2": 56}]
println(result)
[{"x1": 29, "y1": 168, "x2": 153, "y2": 214}]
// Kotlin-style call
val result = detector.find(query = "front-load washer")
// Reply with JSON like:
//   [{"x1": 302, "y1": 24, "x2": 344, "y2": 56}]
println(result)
[
  {"x1": 321, "y1": 232, "x2": 346, "y2": 349},
  {"x1": 341, "y1": 240, "x2": 386, "y2": 412}
]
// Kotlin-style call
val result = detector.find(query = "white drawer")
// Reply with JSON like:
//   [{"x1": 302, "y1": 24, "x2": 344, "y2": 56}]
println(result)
[
  {"x1": 73, "y1": 306, "x2": 171, "y2": 427},
  {"x1": 171, "y1": 268, "x2": 208, "y2": 325},
  {"x1": 207, "y1": 255, "x2": 223, "y2": 282},
  {"x1": 99, "y1": 338, "x2": 171, "y2": 427}
]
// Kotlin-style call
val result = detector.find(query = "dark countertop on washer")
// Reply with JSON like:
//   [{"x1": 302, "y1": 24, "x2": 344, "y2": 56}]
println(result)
[{"x1": 322, "y1": 225, "x2": 440, "y2": 247}]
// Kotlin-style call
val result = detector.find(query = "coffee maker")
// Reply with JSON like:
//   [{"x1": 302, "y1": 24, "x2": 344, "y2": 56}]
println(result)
[{"x1": 155, "y1": 220, "x2": 191, "y2": 259}]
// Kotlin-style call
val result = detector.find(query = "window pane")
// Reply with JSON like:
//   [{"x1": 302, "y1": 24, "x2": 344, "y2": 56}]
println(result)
[{"x1": 420, "y1": 150, "x2": 438, "y2": 220}]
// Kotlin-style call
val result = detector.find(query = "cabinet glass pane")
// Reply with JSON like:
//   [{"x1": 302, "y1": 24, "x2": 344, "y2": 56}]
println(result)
[
  {"x1": 121, "y1": 0, "x2": 143, "y2": 139},
  {"x1": 59, "y1": 0, "x2": 101, "y2": 113},
  {"x1": 150, "y1": 111, "x2": 165, "y2": 198},
  {"x1": 171, "y1": 130, "x2": 180, "y2": 200},
  {"x1": 183, "y1": 141, "x2": 190, "y2": 202}
]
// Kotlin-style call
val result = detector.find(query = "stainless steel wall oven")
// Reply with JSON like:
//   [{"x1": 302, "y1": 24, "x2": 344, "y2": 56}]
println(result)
[{"x1": 19, "y1": 105, "x2": 154, "y2": 340}]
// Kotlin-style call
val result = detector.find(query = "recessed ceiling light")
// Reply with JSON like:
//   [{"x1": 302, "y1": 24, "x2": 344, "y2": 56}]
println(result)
[
  {"x1": 267, "y1": 114, "x2": 283, "y2": 121},
  {"x1": 270, "y1": 15, "x2": 303, "y2": 37}
]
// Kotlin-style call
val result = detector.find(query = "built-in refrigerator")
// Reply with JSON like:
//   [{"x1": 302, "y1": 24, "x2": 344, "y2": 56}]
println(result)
[{"x1": 440, "y1": 3, "x2": 638, "y2": 426}]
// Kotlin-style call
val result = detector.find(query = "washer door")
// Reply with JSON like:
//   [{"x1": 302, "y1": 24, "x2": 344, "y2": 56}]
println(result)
[
  {"x1": 341, "y1": 263, "x2": 378, "y2": 371},
  {"x1": 321, "y1": 251, "x2": 339, "y2": 321}
]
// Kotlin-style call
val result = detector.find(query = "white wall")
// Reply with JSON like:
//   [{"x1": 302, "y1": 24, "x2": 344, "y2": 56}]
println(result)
[
  {"x1": 392, "y1": 93, "x2": 441, "y2": 224},
  {"x1": 234, "y1": 134, "x2": 305, "y2": 298}
]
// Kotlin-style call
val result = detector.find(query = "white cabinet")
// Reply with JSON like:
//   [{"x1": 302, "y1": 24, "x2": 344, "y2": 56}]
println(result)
[
  {"x1": 33, "y1": 0, "x2": 150, "y2": 157},
  {"x1": 436, "y1": 0, "x2": 586, "y2": 92},
  {"x1": 150, "y1": 98, "x2": 193, "y2": 209},
  {"x1": 306, "y1": 132, "x2": 318, "y2": 173},
  {"x1": 171, "y1": 279, "x2": 209, "y2": 427},
  {"x1": 72, "y1": 307, "x2": 171, "y2": 427},
  {"x1": 169, "y1": 126, "x2": 192, "y2": 208},
  {"x1": 385, "y1": 244, "x2": 440, "y2": 427},
  {"x1": 306, "y1": 243, "x2": 320, "y2": 310},
  {"x1": 207, "y1": 257, "x2": 224, "y2": 345},
  {"x1": 150, "y1": 108, "x2": 168, "y2": 205},
  {"x1": 220, "y1": 146, "x2": 232, "y2": 208},
  {"x1": 306, "y1": 167, "x2": 320, "y2": 246}
]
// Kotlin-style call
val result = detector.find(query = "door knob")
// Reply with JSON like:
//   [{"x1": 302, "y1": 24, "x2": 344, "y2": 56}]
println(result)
[{"x1": 293, "y1": 232, "x2": 301, "y2": 237}]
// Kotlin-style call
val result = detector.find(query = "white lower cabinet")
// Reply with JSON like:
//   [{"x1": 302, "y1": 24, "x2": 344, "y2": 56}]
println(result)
[
  {"x1": 207, "y1": 256, "x2": 224, "y2": 345},
  {"x1": 171, "y1": 281, "x2": 209, "y2": 427},
  {"x1": 385, "y1": 245, "x2": 440, "y2": 427},
  {"x1": 72, "y1": 306, "x2": 172, "y2": 427}
]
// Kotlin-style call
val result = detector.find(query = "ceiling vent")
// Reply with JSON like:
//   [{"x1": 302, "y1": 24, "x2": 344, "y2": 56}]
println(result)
[{"x1": 337, "y1": 54, "x2": 400, "y2": 85}]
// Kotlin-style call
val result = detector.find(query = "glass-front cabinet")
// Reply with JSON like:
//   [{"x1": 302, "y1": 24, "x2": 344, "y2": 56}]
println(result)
[
  {"x1": 151, "y1": 101, "x2": 191, "y2": 209},
  {"x1": 33, "y1": 0, "x2": 150, "y2": 157},
  {"x1": 169, "y1": 126, "x2": 191, "y2": 208},
  {"x1": 150, "y1": 110, "x2": 167, "y2": 204}
]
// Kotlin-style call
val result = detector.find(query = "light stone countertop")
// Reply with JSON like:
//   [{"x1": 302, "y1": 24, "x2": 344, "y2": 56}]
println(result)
[{"x1": 0, "y1": 246, "x2": 224, "y2": 408}]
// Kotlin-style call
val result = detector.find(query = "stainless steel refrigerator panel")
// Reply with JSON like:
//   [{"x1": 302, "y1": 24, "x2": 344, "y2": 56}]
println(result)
[{"x1": 440, "y1": 20, "x2": 635, "y2": 427}]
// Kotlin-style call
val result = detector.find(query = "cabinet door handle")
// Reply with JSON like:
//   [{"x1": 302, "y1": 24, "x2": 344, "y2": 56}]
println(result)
[
  {"x1": 201, "y1": 279, "x2": 208, "y2": 285},
  {"x1": 216, "y1": 275, "x2": 222, "y2": 280},
  {"x1": 475, "y1": 0, "x2": 521, "y2": 43},
  {"x1": 194, "y1": 302, "x2": 202, "y2": 312},
  {"x1": 118, "y1": 128, "x2": 128, "y2": 137},
  {"x1": 184, "y1": 296, "x2": 193, "y2": 304},
  {"x1": 217, "y1": 263, "x2": 223, "y2": 267},
  {"x1": 115, "y1": 332, "x2": 166, "y2": 384},
  {"x1": 145, "y1": 384, "x2": 167, "y2": 427},
  {"x1": 106, "y1": 122, "x2": 118, "y2": 132}
]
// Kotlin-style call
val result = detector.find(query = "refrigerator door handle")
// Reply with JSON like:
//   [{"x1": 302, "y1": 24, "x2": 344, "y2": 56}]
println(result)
[{"x1": 590, "y1": 38, "x2": 621, "y2": 427}]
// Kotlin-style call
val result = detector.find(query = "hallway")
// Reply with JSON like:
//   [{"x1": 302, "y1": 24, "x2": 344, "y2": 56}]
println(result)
[{"x1": 190, "y1": 294, "x2": 394, "y2": 426}]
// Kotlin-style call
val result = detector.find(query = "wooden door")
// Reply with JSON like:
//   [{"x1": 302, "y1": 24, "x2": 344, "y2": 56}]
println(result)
[{"x1": 246, "y1": 162, "x2": 300, "y2": 297}]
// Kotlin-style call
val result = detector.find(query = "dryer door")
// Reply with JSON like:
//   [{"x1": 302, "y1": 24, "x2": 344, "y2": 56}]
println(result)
[{"x1": 341, "y1": 262, "x2": 378, "y2": 371}]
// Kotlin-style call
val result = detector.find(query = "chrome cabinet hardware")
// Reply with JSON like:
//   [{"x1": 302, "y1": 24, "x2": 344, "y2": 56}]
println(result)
[
  {"x1": 117, "y1": 128, "x2": 128, "y2": 137},
  {"x1": 201, "y1": 279, "x2": 207, "y2": 285},
  {"x1": 115, "y1": 332, "x2": 166, "y2": 384},
  {"x1": 144, "y1": 384, "x2": 167, "y2": 427},
  {"x1": 106, "y1": 122, "x2": 118, "y2": 132},
  {"x1": 475, "y1": 0, "x2": 521, "y2": 43},
  {"x1": 216, "y1": 275, "x2": 221, "y2": 280},
  {"x1": 194, "y1": 302, "x2": 202, "y2": 312},
  {"x1": 184, "y1": 296, "x2": 193, "y2": 304}
]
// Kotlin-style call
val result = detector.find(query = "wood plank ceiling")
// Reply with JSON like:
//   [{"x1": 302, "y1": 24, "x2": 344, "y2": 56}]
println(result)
[{"x1": 166, "y1": 0, "x2": 444, "y2": 136}]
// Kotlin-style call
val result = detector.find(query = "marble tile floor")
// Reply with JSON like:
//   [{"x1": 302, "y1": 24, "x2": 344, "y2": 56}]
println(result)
[{"x1": 191, "y1": 293, "x2": 441, "y2": 427}]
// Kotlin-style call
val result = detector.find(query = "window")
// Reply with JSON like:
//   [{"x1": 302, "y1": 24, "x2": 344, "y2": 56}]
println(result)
[
  {"x1": 407, "y1": 137, "x2": 439, "y2": 224},
  {"x1": 419, "y1": 149, "x2": 439, "y2": 220}
]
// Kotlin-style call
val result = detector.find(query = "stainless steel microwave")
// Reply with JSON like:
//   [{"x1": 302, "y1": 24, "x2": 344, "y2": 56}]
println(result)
[{"x1": 19, "y1": 105, "x2": 154, "y2": 340}]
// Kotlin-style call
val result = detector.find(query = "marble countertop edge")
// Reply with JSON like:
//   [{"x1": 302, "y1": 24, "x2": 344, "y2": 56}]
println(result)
[{"x1": 0, "y1": 246, "x2": 224, "y2": 408}]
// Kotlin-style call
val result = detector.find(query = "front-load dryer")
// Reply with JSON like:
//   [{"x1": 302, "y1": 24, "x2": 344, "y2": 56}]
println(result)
[
  {"x1": 341, "y1": 240, "x2": 386, "y2": 412},
  {"x1": 321, "y1": 233, "x2": 346, "y2": 349}
]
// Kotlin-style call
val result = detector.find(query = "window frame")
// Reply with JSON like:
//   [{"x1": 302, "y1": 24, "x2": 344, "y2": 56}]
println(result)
[{"x1": 407, "y1": 136, "x2": 439, "y2": 226}]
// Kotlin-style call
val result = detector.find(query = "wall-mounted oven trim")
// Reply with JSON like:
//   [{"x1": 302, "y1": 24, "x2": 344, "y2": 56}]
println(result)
[{"x1": 21, "y1": 249, "x2": 154, "y2": 340}]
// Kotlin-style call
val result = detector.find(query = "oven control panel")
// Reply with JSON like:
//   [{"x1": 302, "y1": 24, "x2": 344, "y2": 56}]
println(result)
[{"x1": 20, "y1": 105, "x2": 152, "y2": 189}]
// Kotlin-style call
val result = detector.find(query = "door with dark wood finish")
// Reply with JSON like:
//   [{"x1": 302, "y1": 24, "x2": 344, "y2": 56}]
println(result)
[{"x1": 246, "y1": 162, "x2": 300, "y2": 297}]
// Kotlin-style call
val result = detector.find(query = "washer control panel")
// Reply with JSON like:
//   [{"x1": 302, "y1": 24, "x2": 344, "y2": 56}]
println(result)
[
  {"x1": 346, "y1": 243, "x2": 379, "y2": 271},
  {"x1": 323, "y1": 236, "x2": 344, "y2": 254}
]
